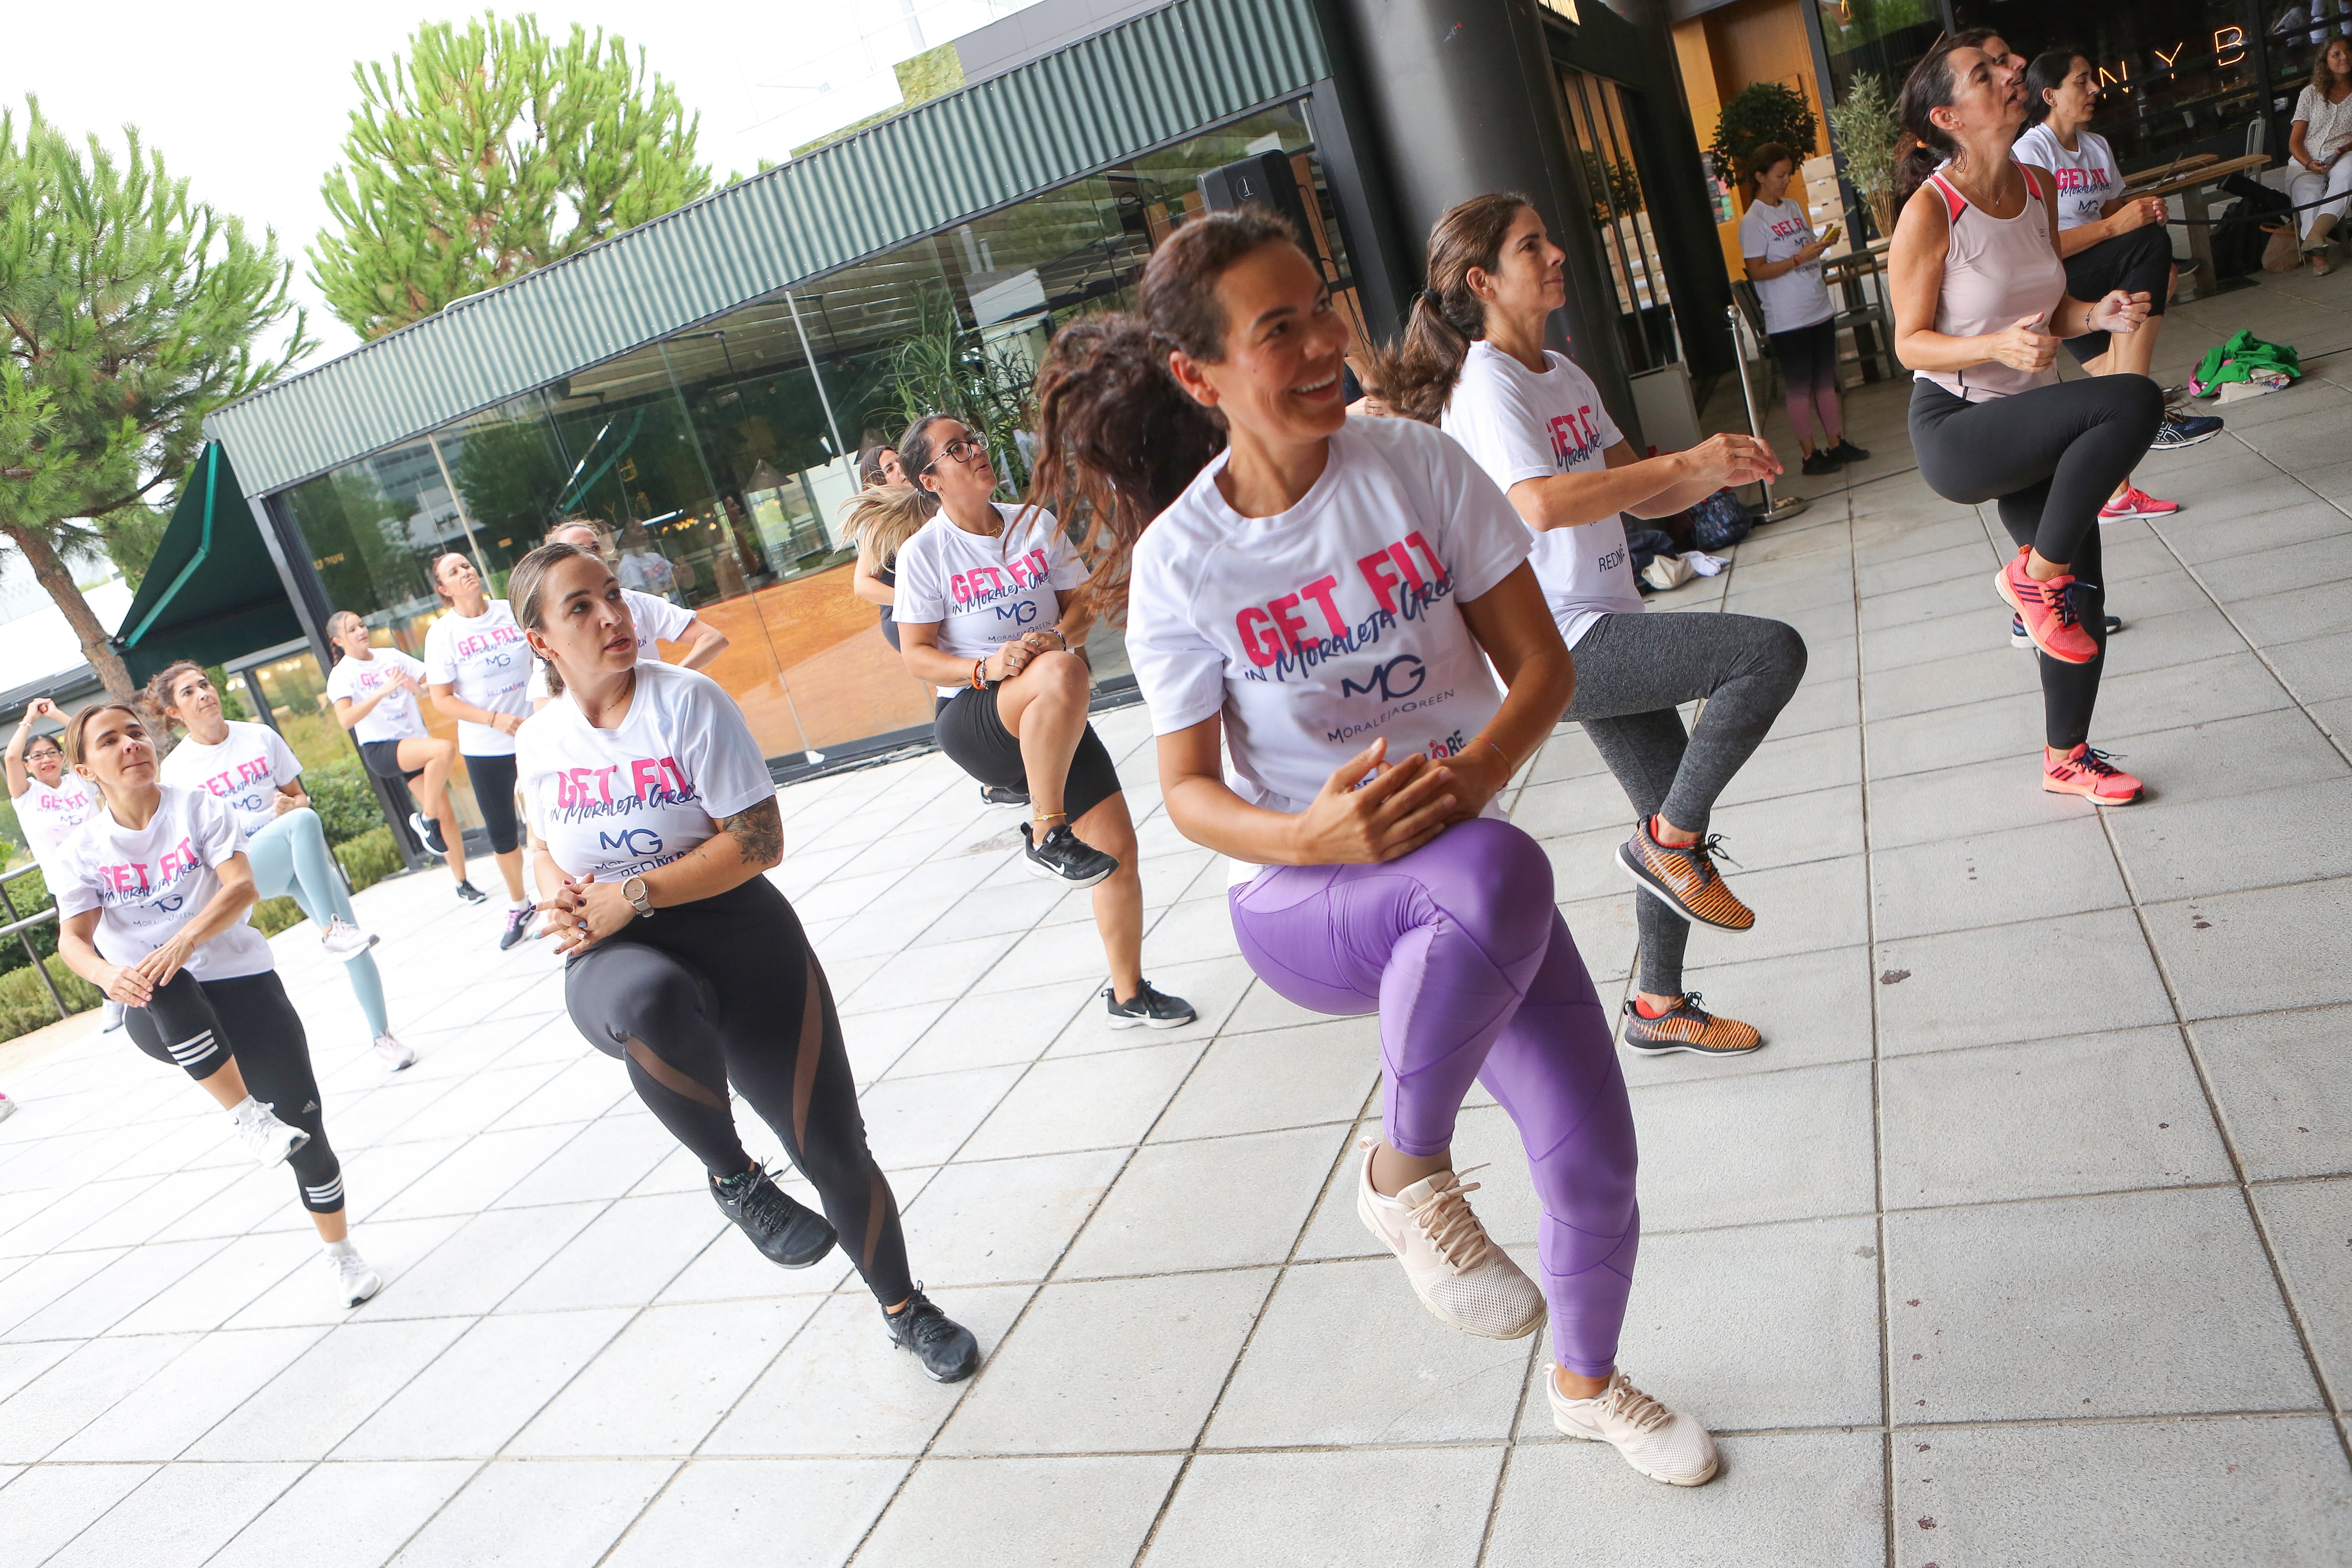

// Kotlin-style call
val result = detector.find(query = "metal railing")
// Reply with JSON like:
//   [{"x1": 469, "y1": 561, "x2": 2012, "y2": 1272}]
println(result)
[{"x1": 0, "y1": 862, "x2": 68, "y2": 1024}]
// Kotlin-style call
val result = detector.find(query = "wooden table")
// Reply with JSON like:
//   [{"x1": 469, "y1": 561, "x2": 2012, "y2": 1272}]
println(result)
[
  {"x1": 1822, "y1": 239, "x2": 1896, "y2": 383},
  {"x1": 2120, "y1": 152, "x2": 2272, "y2": 302}
]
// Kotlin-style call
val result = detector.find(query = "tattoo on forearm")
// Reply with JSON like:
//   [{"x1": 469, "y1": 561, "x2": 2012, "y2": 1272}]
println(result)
[{"x1": 720, "y1": 799, "x2": 782, "y2": 867}]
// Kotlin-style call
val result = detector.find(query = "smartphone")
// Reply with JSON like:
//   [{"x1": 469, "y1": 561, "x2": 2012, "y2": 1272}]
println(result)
[{"x1": 1820, "y1": 222, "x2": 1843, "y2": 245}]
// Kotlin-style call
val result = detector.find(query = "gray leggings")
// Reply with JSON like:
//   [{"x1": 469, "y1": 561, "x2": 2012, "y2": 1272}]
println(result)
[{"x1": 1564, "y1": 610, "x2": 1808, "y2": 995}]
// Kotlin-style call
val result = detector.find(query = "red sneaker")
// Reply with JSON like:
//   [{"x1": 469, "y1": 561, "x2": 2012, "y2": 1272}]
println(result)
[
  {"x1": 1995, "y1": 549, "x2": 2099, "y2": 664},
  {"x1": 2044, "y1": 745, "x2": 2142, "y2": 804},
  {"x1": 2099, "y1": 485, "x2": 2181, "y2": 522}
]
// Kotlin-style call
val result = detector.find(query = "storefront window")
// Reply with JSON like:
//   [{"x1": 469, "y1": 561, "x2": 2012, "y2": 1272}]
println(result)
[{"x1": 270, "y1": 100, "x2": 1352, "y2": 772}]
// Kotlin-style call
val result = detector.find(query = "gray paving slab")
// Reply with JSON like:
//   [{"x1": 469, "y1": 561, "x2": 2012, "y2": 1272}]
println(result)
[{"x1": 2190, "y1": 1004, "x2": 2352, "y2": 1181}]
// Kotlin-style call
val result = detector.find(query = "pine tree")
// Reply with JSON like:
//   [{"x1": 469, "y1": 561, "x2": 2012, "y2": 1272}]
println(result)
[
  {"x1": 0, "y1": 99, "x2": 311, "y2": 703},
  {"x1": 311, "y1": 12, "x2": 713, "y2": 341}
]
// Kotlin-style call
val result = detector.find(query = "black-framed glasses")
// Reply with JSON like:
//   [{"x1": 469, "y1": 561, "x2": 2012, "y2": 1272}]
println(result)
[{"x1": 925, "y1": 434, "x2": 987, "y2": 470}]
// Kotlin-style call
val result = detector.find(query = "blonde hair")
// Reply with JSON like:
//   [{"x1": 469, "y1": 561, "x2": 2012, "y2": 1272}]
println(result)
[
  {"x1": 326, "y1": 609, "x2": 366, "y2": 663},
  {"x1": 847, "y1": 482, "x2": 934, "y2": 576}
]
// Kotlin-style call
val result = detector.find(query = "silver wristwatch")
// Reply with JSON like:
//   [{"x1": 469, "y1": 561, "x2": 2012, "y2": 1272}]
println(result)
[{"x1": 621, "y1": 874, "x2": 654, "y2": 919}]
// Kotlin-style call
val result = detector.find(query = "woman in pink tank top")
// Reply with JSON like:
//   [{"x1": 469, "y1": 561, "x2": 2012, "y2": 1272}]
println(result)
[{"x1": 1890, "y1": 37, "x2": 2163, "y2": 805}]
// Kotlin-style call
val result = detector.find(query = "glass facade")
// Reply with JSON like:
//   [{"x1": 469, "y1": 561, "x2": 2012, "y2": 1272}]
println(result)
[{"x1": 274, "y1": 100, "x2": 1356, "y2": 783}]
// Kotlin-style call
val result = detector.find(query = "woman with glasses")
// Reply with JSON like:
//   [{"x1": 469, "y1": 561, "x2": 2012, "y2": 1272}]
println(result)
[{"x1": 890, "y1": 415, "x2": 1195, "y2": 1031}]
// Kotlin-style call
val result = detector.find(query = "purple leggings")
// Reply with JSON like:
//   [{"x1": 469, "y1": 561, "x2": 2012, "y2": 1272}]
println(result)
[{"x1": 1228, "y1": 817, "x2": 1638, "y2": 1377}]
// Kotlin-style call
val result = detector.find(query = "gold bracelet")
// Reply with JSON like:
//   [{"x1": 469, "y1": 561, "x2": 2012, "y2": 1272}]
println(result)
[{"x1": 1484, "y1": 739, "x2": 1511, "y2": 772}]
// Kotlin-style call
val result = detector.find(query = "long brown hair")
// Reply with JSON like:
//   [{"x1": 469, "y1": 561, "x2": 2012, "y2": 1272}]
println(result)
[
  {"x1": 2316, "y1": 36, "x2": 2352, "y2": 96},
  {"x1": 1029, "y1": 207, "x2": 1302, "y2": 622},
  {"x1": 143, "y1": 660, "x2": 207, "y2": 733},
  {"x1": 326, "y1": 609, "x2": 366, "y2": 664},
  {"x1": 1893, "y1": 34, "x2": 1984, "y2": 205},
  {"x1": 1358, "y1": 192, "x2": 1529, "y2": 426},
  {"x1": 506, "y1": 541, "x2": 601, "y2": 699}
]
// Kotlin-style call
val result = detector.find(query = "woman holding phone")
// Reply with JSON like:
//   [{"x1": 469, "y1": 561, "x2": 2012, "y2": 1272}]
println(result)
[{"x1": 1739, "y1": 142, "x2": 1867, "y2": 476}]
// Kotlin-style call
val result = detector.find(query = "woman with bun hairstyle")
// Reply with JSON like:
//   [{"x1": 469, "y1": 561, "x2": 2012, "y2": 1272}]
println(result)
[
  {"x1": 2017, "y1": 47, "x2": 2220, "y2": 519},
  {"x1": 511, "y1": 541, "x2": 981, "y2": 1382},
  {"x1": 1368, "y1": 192, "x2": 1801, "y2": 1059},
  {"x1": 1891, "y1": 37, "x2": 2162, "y2": 803},
  {"x1": 148, "y1": 661, "x2": 411, "y2": 1070},
  {"x1": 53, "y1": 701, "x2": 383, "y2": 1308},
  {"x1": 325, "y1": 611, "x2": 483, "y2": 903},
  {"x1": 1738, "y1": 142, "x2": 1868, "y2": 476},
  {"x1": 1031, "y1": 208, "x2": 1717, "y2": 1486},
  {"x1": 422, "y1": 552, "x2": 537, "y2": 948}
]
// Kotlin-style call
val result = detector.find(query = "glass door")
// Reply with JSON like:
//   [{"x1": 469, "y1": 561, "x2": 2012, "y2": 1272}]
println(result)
[{"x1": 1559, "y1": 69, "x2": 1682, "y2": 372}]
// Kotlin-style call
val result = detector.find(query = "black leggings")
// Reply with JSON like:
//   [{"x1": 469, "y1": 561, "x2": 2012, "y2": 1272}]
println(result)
[
  {"x1": 1565, "y1": 612, "x2": 1808, "y2": 995},
  {"x1": 464, "y1": 752, "x2": 522, "y2": 854},
  {"x1": 563, "y1": 877, "x2": 913, "y2": 1307},
  {"x1": 2060, "y1": 225, "x2": 2172, "y2": 364},
  {"x1": 128, "y1": 970, "x2": 344, "y2": 1214},
  {"x1": 1910, "y1": 377, "x2": 2161, "y2": 750}
]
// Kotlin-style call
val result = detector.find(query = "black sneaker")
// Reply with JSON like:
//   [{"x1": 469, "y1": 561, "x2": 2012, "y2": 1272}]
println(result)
[
  {"x1": 453, "y1": 879, "x2": 487, "y2": 905},
  {"x1": 2150, "y1": 412, "x2": 2224, "y2": 450},
  {"x1": 1105, "y1": 980, "x2": 1197, "y2": 1030},
  {"x1": 1020, "y1": 821, "x2": 1118, "y2": 887},
  {"x1": 884, "y1": 1285, "x2": 981, "y2": 1382},
  {"x1": 409, "y1": 811, "x2": 447, "y2": 857},
  {"x1": 1800, "y1": 451, "x2": 1841, "y2": 476},
  {"x1": 980, "y1": 784, "x2": 1030, "y2": 808},
  {"x1": 1825, "y1": 439, "x2": 1871, "y2": 463},
  {"x1": 711, "y1": 1163, "x2": 837, "y2": 1268},
  {"x1": 499, "y1": 904, "x2": 535, "y2": 950}
]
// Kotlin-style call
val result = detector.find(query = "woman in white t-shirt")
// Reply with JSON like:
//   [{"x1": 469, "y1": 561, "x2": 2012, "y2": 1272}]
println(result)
[
  {"x1": 2290, "y1": 38, "x2": 2352, "y2": 271},
  {"x1": 509, "y1": 541, "x2": 981, "y2": 1383},
  {"x1": 7, "y1": 698, "x2": 94, "y2": 880},
  {"x1": 1738, "y1": 142, "x2": 1868, "y2": 477},
  {"x1": 423, "y1": 554, "x2": 536, "y2": 946},
  {"x1": 890, "y1": 414, "x2": 1194, "y2": 1031},
  {"x1": 1031, "y1": 210, "x2": 1717, "y2": 1487},
  {"x1": 324, "y1": 612, "x2": 479, "y2": 905},
  {"x1": 148, "y1": 662, "x2": 408, "y2": 1071},
  {"x1": 51, "y1": 701, "x2": 384, "y2": 1310},
  {"x1": 2016, "y1": 49, "x2": 2217, "y2": 521},
  {"x1": 526, "y1": 520, "x2": 729, "y2": 710},
  {"x1": 1374, "y1": 191, "x2": 1800, "y2": 1059}
]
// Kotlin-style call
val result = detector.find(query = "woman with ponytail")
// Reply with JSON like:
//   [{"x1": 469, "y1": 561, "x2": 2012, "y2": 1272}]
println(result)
[
  {"x1": 1032, "y1": 208, "x2": 1719, "y2": 1487},
  {"x1": 1890, "y1": 36, "x2": 2163, "y2": 803},
  {"x1": 1369, "y1": 192, "x2": 1802, "y2": 1059}
]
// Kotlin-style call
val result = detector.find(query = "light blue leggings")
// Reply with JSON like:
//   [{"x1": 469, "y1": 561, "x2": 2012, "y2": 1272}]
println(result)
[{"x1": 246, "y1": 808, "x2": 388, "y2": 1039}]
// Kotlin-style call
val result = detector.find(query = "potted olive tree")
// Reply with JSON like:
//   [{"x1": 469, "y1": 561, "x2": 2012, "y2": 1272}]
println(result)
[{"x1": 1828, "y1": 72, "x2": 1903, "y2": 239}]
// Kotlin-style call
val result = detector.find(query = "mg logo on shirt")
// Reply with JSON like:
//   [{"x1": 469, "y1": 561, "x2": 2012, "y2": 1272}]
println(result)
[
  {"x1": 597, "y1": 828, "x2": 664, "y2": 857},
  {"x1": 1340, "y1": 655, "x2": 1428, "y2": 702}
]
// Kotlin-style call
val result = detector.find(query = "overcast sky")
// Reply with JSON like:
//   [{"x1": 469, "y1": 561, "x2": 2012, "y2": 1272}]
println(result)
[{"x1": 3, "y1": 0, "x2": 1026, "y2": 364}]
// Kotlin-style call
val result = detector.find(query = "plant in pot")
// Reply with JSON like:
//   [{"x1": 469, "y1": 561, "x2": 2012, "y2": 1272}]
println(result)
[
  {"x1": 1708, "y1": 81, "x2": 1821, "y2": 196},
  {"x1": 1828, "y1": 72, "x2": 1903, "y2": 239}
]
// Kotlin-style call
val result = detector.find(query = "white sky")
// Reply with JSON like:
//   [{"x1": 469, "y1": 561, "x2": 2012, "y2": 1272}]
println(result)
[{"x1": 2, "y1": 0, "x2": 1028, "y2": 364}]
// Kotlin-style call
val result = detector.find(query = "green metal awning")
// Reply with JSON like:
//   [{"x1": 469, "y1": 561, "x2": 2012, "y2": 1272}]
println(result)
[{"x1": 110, "y1": 443, "x2": 303, "y2": 685}]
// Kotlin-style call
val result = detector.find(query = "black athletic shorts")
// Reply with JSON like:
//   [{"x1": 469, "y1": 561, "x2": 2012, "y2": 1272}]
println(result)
[
  {"x1": 359, "y1": 738, "x2": 423, "y2": 783},
  {"x1": 463, "y1": 751, "x2": 522, "y2": 854},
  {"x1": 2060, "y1": 225, "x2": 2172, "y2": 363},
  {"x1": 935, "y1": 684, "x2": 1121, "y2": 823}
]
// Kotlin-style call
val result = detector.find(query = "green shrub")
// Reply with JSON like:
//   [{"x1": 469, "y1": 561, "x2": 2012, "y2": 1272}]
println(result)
[
  {"x1": 252, "y1": 895, "x2": 307, "y2": 938},
  {"x1": 305, "y1": 757, "x2": 384, "y2": 846},
  {"x1": 0, "y1": 956, "x2": 101, "y2": 1043},
  {"x1": 335, "y1": 826, "x2": 404, "y2": 893},
  {"x1": 1708, "y1": 80, "x2": 1820, "y2": 187},
  {"x1": 0, "y1": 864, "x2": 63, "y2": 979}
]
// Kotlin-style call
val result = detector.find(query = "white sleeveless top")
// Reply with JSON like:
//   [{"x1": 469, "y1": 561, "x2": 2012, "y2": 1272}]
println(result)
[{"x1": 1917, "y1": 163, "x2": 2068, "y2": 403}]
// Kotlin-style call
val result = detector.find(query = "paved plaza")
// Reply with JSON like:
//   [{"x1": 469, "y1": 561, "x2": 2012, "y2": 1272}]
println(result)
[{"x1": 2, "y1": 268, "x2": 2350, "y2": 1565}]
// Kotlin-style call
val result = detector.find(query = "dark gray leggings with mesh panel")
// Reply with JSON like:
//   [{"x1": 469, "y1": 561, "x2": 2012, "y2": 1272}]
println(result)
[
  {"x1": 563, "y1": 876, "x2": 913, "y2": 1308},
  {"x1": 1563, "y1": 609, "x2": 1808, "y2": 997}
]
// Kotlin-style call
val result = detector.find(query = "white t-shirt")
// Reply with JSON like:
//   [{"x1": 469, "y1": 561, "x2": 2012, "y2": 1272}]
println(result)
[
  {"x1": 517, "y1": 661, "x2": 777, "y2": 884},
  {"x1": 1125, "y1": 417, "x2": 1530, "y2": 880},
  {"x1": 2294, "y1": 84, "x2": 2352, "y2": 166},
  {"x1": 158, "y1": 722, "x2": 302, "y2": 838},
  {"x1": 1738, "y1": 197, "x2": 1835, "y2": 333},
  {"x1": 891, "y1": 504, "x2": 1089, "y2": 696},
  {"x1": 2013, "y1": 125, "x2": 2122, "y2": 230},
  {"x1": 524, "y1": 587, "x2": 698, "y2": 702},
  {"x1": 423, "y1": 599, "x2": 532, "y2": 756},
  {"x1": 50, "y1": 785, "x2": 272, "y2": 982},
  {"x1": 1441, "y1": 342, "x2": 1646, "y2": 649},
  {"x1": 326, "y1": 649, "x2": 429, "y2": 745},
  {"x1": 15, "y1": 772, "x2": 97, "y2": 878}
]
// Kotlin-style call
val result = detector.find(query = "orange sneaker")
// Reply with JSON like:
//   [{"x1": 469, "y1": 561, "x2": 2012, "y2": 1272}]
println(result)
[
  {"x1": 1618, "y1": 817, "x2": 1754, "y2": 931},
  {"x1": 2043, "y1": 745, "x2": 2142, "y2": 804},
  {"x1": 1995, "y1": 548, "x2": 2099, "y2": 665},
  {"x1": 1621, "y1": 994, "x2": 1763, "y2": 1057}
]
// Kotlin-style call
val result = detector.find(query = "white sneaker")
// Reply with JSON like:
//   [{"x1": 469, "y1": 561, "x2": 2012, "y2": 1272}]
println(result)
[
  {"x1": 1548, "y1": 1368, "x2": 1719, "y2": 1486},
  {"x1": 231, "y1": 1097, "x2": 309, "y2": 1167},
  {"x1": 0, "y1": 1091, "x2": 14, "y2": 1123},
  {"x1": 1686, "y1": 551, "x2": 1730, "y2": 577},
  {"x1": 372, "y1": 1032, "x2": 415, "y2": 1071},
  {"x1": 1354, "y1": 1139, "x2": 1542, "y2": 1340},
  {"x1": 101, "y1": 999, "x2": 125, "y2": 1032},
  {"x1": 319, "y1": 916, "x2": 379, "y2": 960},
  {"x1": 324, "y1": 1244, "x2": 382, "y2": 1308}
]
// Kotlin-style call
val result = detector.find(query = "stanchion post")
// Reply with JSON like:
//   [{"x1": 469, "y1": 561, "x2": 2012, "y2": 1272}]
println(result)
[{"x1": 1728, "y1": 305, "x2": 1809, "y2": 525}]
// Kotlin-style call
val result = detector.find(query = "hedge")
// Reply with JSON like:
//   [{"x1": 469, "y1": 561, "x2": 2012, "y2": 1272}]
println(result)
[
  {"x1": 0, "y1": 956, "x2": 102, "y2": 1044},
  {"x1": 335, "y1": 827, "x2": 403, "y2": 894},
  {"x1": 305, "y1": 757, "x2": 384, "y2": 847},
  {"x1": 0, "y1": 864, "x2": 62, "y2": 979}
]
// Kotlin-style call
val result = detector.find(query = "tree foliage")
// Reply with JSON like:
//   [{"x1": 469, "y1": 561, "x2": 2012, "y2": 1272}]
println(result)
[
  {"x1": 1707, "y1": 81, "x2": 1821, "y2": 185},
  {"x1": 1828, "y1": 72, "x2": 1904, "y2": 237},
  {"x1": 0, "y1": 98, "x2": 310, "y2": 700},
  {"x1": 311, "y1": 12, "x2": 714, "y2": 341},
  {"x1": 881, "y1": 288, "x2": 1036, "y2": 495}
]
